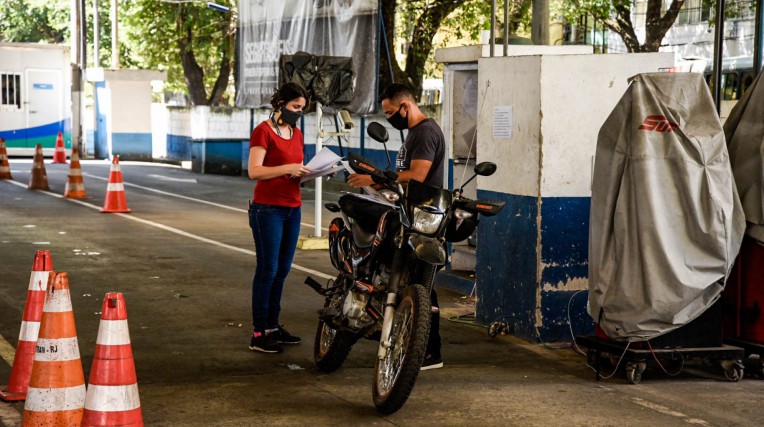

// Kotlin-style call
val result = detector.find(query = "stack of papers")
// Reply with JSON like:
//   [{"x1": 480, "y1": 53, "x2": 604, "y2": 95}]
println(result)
[{"x1": 300, "y1": 148, "x2": 345, "y2": 183}]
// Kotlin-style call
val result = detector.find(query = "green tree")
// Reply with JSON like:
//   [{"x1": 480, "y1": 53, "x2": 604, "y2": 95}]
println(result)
[
  {"x1": 381, "y1": 0, "x2": 532, "y2": 96},
  {"x1": 0, "y1": 0, "x2": 69, "y2": 43},
  {"x1": 122, "y1": 0, "x2": 235, "y2": 105},
  {"x1": 561, "y1": 0, "x2": 685, "y2": 52}
]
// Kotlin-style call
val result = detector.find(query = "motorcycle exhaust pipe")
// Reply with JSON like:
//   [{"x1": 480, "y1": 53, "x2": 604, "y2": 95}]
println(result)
[{"x1": 304, "y1": 276, "x2": 326, "y2": 296}]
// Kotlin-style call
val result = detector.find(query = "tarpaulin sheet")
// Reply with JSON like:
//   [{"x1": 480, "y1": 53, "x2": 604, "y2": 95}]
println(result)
[
  {"x1": 724, "y1": 69, "x2": 764, "y2": 243},
  {"x1": 236, "y1": 0, "x2": 378, "y2": 114},
  {"x1": 588, "y1": 73, "x2": 745, "y2": 341}
]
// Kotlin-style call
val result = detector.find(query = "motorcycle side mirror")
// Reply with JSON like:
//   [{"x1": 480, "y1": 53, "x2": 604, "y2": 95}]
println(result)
[
  {"x1": 367, "y1": 122, "x2": 389, "y2": 143},
  {"x1": 474, "y1": 162, "x2": 497, "y2": 177},
  {"x1": 367, "y1": 121, "x2": 393, "y2": 170},
  {"x1": 458, "y1": 162, "x2": 498, "y2": 195}
]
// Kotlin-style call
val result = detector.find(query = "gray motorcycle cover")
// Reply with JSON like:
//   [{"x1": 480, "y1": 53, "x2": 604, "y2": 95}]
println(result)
[
  {"x1": 589, "y1": 73, "x2": 745, "y2": 341},
  {"x1": 724, "y1": 70, "x2": 764, "y2": 243}
]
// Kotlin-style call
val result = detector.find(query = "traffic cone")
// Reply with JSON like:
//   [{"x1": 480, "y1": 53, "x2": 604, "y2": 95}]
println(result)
[
  {"x1": 0, "y1": 137, "x2": 12, "y2": 180},
  {"x1": 22, "y1": 272, "x2": 86, "y2": 426},
  {"x1": 82, "y1": 293, "x2": 143, "y2": 426},
  {"x1": 0, "y1": 251, "x2": 53, "y2": 402},
  {"x1": 53, "y1": 132, "x2": 67, "y2": 164},
  {"x1": 65, "y1": 148, "x2": 87, "y2": 199},
  {"x1": 28, "y1": 144, "x2": 50, "y2": 191},
  {"x1": 101, "y1": 156, "x2": 131, "y2": 213}
]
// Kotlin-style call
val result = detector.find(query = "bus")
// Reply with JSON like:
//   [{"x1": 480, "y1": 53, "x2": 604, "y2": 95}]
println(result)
[
  {"x1": 703, "y1": 56, "x2": 758, "y2": 121},
  {"x1": 0, "y1": 43, "x2": 72, "y2": 156}
]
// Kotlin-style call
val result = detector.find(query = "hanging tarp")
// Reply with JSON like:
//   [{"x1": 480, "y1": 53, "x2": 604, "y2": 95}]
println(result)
[
  {"x1": 236, "y1": 0, "x2": 378, "y2": 114},
  {"x1": 279, "y1": 52, "x2": 355, "y2": 106},
  {"x1": 724, "y1": 69, "x2": 764, "y2": 243},
  {"x1": 589, "y1": 73, "x2": 745, "y2": 341}
]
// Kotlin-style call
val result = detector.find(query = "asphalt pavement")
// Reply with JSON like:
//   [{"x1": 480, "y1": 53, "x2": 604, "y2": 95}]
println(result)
[{"x1": 2, "y1": 160, "x2": 764, "y2": 426}]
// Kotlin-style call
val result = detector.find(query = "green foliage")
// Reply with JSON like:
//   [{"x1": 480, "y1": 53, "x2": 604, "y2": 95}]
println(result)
[{"x1": 0, "y1": 0, "x2": 70, "y2": 43}]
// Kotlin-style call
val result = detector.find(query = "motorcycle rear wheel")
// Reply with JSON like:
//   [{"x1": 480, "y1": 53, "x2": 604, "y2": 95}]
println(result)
[
  {"x1": 372, "y1": 284, "x2": 431, "y2": 414},
  {"x1": 314, "y1": 315, "x2": 355, "y2": 373}
]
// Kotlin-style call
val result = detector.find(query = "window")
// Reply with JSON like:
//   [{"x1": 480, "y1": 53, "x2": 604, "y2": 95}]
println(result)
[
  {"x1": 740, "y1": 71, "x2": 755, "y2": 97},
  {"x1": 1, "y1": 73, "x2": 22, "y2": 110},
  {"x1": 722, "y1": 72, "x2": 739, "y2": 100}
]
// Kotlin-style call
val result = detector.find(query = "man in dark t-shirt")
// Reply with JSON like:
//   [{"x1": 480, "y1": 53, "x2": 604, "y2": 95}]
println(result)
[{"x1": 348, "y1": 83, "x2": 446, "y2": 371}]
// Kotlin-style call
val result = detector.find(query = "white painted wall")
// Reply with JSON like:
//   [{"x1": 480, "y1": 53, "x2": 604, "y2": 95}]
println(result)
[
  {"x1": 109, "y1": 81, "x2": 153, "y2": 134},
  {"x1": 539, "y1": 53, "x2": 674, "y2": 197},
  {"x1": 476, "y1": 53, "x2": 674, "y2": 198}
]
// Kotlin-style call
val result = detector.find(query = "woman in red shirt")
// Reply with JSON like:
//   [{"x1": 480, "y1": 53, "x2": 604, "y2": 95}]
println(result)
[{"x1": 247, "y1": 83, "x2": 310, "y2": 353}]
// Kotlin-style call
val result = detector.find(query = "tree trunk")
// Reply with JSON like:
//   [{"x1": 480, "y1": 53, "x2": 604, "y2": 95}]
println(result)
[
  {"x1": 176, "y1": 5, "x2": 207, "y2": 105},
  {"x1": 404, "y1": 0, "x2": 466, "y2": 96},
  {"x1": 605, "y1": 0, "x2": 685, "y2": 53},
  {"x1": 207, "y1": 15, "x2": 234, "y2": 106},
  {"x1": 379, "y1": 0, "x2": 408, "y2": 92}
]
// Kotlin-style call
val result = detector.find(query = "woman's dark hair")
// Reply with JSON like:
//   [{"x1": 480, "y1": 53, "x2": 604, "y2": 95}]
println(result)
[{"x1": 270, "y1": 82, "x2": 310, "y2": 109}]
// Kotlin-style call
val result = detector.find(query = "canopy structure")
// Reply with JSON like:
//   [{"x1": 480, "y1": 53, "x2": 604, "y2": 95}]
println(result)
[
  {"x1": 724, "y1": 69, "x2": 764, "y2": 242},
  {"x1": 589, "y1": 73, "x2": 745, "y2": 341}
]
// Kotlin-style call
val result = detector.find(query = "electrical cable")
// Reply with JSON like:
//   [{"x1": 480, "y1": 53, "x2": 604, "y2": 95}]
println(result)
[
  {"x1": 646, "y1": 340, "x2": 684, "y2": 376},
  {"x1": 458, "y1": 80, "x2": 491, "y2": 188}
]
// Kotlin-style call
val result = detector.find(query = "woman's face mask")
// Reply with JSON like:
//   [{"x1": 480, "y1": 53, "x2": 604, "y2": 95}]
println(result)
[
  {"x1": 386, "y1": 104, "x2": 409, "y2": 131},
  {"x1": 279, "y1": 107, "x2": 303, "y2": 127}
]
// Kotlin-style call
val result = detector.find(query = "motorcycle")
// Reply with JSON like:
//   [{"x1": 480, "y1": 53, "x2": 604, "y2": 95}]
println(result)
[{"x1": 304, "y1": 122, "x2": 505, "y2": 414}]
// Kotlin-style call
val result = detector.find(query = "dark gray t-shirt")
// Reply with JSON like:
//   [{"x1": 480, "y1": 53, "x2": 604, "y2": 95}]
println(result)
[{"x1": 394, "y1": 118, "x2": 445, "y2": 187}]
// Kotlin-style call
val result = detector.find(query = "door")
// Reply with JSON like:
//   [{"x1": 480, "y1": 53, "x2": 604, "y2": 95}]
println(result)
[{"x1": 26, "y1": 69, "x2": 63, "y2": 148}]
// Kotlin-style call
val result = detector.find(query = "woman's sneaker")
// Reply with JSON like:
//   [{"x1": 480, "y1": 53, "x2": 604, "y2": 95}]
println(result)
[
  {"x1": 421, "y1": 354, "x2": 443, "y2": 371},
  {"x1": 272, "y1": 326, "x2": 301, "y2": 344},
  {"x1": 249, "y1": 333, "x2": 284, "y2": 353}
]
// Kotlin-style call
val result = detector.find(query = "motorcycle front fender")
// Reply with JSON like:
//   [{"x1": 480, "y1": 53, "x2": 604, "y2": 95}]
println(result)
[{"x1": 407, "y1": 234, "x2": 446, "y2": 265}]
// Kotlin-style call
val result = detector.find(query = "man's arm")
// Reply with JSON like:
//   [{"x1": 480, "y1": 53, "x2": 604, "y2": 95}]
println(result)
[{"x1": 394, "y1": 159, "x2": 432, "y2": 184}]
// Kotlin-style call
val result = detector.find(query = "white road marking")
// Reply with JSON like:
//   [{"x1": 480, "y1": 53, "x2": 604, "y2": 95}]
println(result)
[
  {"x1": 627, "y1": 396, "x2": 710, "y2": 426},
  {"x1": 147, "y1": 174, "x2": 198, "y2": 183},
  {"x1": 3, "y1": 180, "x2": 334, "y2": 283},
  {"x1": 0, "y1": 332, "x2": 16, "y2": 366},
  {"x1": 81, "y1": 172, "x2": 329, "y2": 231}
]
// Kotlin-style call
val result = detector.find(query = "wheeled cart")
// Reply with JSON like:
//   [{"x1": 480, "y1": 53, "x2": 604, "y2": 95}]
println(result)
[{"x1": 576, "y1": 335, "x2": 745, "y2": 384}]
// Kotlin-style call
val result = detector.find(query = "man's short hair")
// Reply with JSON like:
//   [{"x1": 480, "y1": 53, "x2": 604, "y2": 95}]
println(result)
[{"x1": 380, "y1": 83, "x2": 416, "y2": 105}]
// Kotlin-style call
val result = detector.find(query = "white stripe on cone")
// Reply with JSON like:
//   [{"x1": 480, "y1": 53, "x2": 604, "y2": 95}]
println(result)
[
  {"x1": 107, "y1": 183, "x2": 125, "y2": 192},
  {"x1": 28, "y1": 271, "x2": 51, "y2": 291},
  {"x1": 18, "y1": 320, "x2": 41, "y2": 342},
  {"x1": 69, "y1": 169, "x2": 83, "y2": 177},
  {"x1": 95, "y1": 320, "x2": 131, "y2": 346},
  {"x1": 34, "y1": 337, "x2": 81, "y2": 362},
  {"x1": 43, "y1": 289, "x2": 73, "y2": 312},
  {"x1": 84, "y1": 384, "x2": 141, "y2": 412},
  {"x1": 25, "y1": 385, "x2": 86, "y2": 411}
]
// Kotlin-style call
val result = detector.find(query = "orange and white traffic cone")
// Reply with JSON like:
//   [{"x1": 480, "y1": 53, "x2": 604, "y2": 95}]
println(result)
[
  {"x1": 0, "y1": 251, "x2": 53, "y2": 402},
  {"x1": 28, "y1": 144, "x2": 50, "y2": 191},
  {"x1": 65, "y1": 148, "x2": 87, "y2": 199},
  {"x1": 82, "y1": 293, "x2": 143, "y2": 426},
  {"x1": 101, "y1": 156, "x2": 131, "y2": 213},
  {"x1": 53, "y1": 132, "x2": 68, "y2": 164},
  {"x1": 0, "y1": 137, "x2": 12, "y2": 180},
  {"x1": 22, "y1": 272, "x2": 86, "y2": 426}
]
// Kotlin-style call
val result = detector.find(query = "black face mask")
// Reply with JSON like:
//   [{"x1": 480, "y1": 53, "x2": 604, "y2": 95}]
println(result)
[
  {"x1": 278, "y1": 107, "x2": 302, "y2": 127},
  {"x1": 386, "y1": 105, "x2": 409, "y2": 131}
]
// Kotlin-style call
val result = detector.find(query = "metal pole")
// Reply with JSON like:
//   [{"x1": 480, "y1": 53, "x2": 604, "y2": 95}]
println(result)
[
  {"x1": 712, "y1": 0, "x2": 726, "y2": 115},
  {"x1": 755, "y1": 0, "x2": 764, "y2": 72},
  {"x1": 111, "y1": 0, "x2": 119, "y2": 69},
  {"x1": 94, "y1": 0, "x2": 100, "y2": 68},
  {"x1": 490, "y1": 0, "x2": 496, "y2": 57},
  {"x1": 503, "y1": 0, "x2": 509, "y2": 56},
  {"x1": 314, "y1": 102, "x2": 323, "y2": 238}
]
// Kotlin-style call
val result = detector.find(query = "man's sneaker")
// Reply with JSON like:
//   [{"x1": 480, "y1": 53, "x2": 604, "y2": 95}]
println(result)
[
  {"x1": 272, "y1": 325, "x2": 301, "y2": 344},
  {"x1": 421, "y1": 354, "x2": 443, "y2": 371},
  {"x1": 249, "y1": 333, "x2": 283, "y2": 354}
]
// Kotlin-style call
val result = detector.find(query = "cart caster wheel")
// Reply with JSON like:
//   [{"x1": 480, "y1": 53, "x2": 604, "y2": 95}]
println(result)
[
  {"x1": 626, "y1": 361, "x2": 646, "y2": 385},
  {"x1": 721, "y1": 360, "x2": 744, "y2": 382}
]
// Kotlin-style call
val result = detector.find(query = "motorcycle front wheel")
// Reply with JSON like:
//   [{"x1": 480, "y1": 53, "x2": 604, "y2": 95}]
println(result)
[
  {"x1": 314, "y1": 313, "x2": 355, "y2": 372},
  {"x1": 372, "y1": 284, "x2": 431, "y2": 414}
]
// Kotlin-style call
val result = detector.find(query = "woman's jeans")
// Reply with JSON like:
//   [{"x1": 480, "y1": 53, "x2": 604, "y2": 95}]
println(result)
[{"x1": 249, "y1": 202, "x2": 301, "y2": 332}]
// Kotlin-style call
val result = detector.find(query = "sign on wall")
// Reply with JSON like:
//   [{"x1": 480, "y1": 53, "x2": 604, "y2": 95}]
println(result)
[{"x1": 236, "y1": 0, "x2": 379, "y2": 114}]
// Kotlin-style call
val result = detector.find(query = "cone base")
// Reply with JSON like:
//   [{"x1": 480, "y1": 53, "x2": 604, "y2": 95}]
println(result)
[
  {"x1": 101, "y1": 208, "x2": 131, "y2": 213},
  {"x1": 0, "y1": 386, "x2": 27, "y2": 402},
  {"x1": 65, "y1": 193, "x2": 87, "y2": 199},
  {"x1": 53, "y1": 160, "x2": 68, "y2": 164}
]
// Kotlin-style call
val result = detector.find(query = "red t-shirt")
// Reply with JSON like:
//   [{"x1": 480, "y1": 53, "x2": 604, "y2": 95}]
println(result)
[{"x1": 249, "y1": 121, "x2": 304, "y2": 207}]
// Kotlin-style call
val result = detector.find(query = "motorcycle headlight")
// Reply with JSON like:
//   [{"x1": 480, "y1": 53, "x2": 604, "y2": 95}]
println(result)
[{"x1": 412, "y1": 206, "x2": 445, "y2": 234}]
